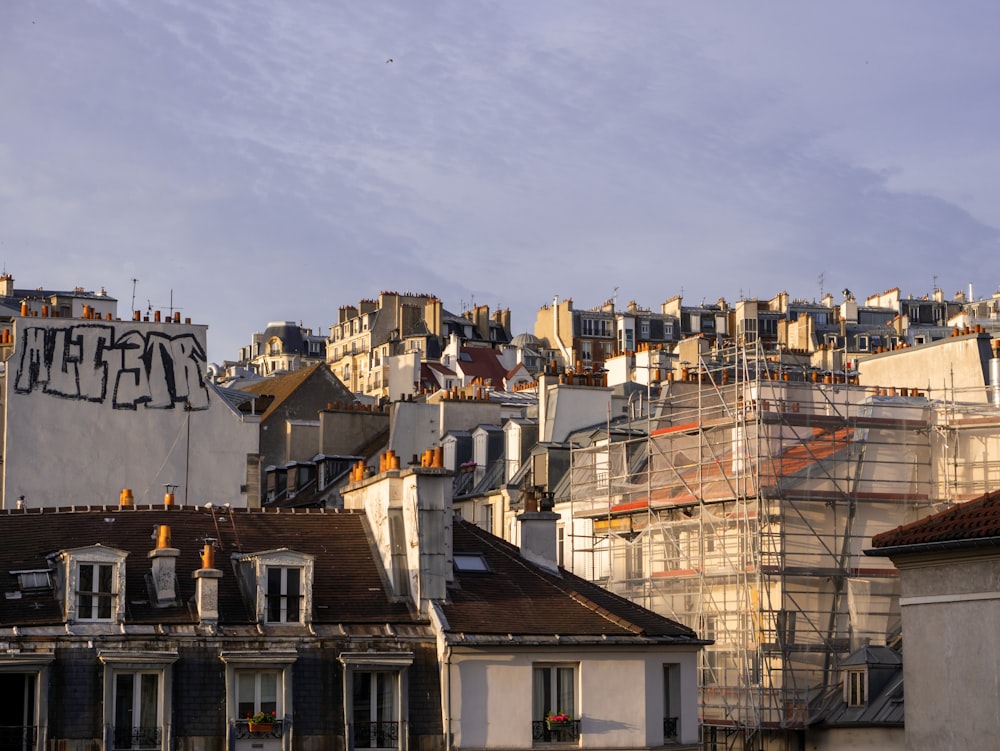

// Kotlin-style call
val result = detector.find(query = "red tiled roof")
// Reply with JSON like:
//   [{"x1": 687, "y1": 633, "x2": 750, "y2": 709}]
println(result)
[
  {"x1": 238, "y1": 364, "x2": 348, "y2": 421},
  {"x1": 870, "y1": 490, "x2": 1000, "y2": 550},
  {"x1": 457, "y1": 347, "x2": 509, "y2": 391}
]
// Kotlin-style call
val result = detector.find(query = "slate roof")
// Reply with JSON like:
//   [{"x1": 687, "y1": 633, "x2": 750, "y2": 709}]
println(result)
[
  {"x1": 0, "y1": 506, "x2": 415, "y2": 628},
  {"x1": 869, "y1": 489, "x2": 1000, "y2": 553},
  {"x1": 808, "y1": 645, "x2": 904, "y2": 728},
  {"x1": 440, "y1": 520, "x2": 704, "y2": 645}
]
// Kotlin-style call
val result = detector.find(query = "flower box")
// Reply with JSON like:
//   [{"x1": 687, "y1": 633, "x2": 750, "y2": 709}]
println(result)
[
  {"x1": 249, "y1": 722, "x2": 273, "y2": 733},
  {"x1": 546, "y1": 720, "x2": 572, "y2": 731}
]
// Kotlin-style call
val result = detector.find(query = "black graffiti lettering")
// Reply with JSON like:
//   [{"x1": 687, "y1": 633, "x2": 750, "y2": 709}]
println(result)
[
  {"x1": 144, "y1": 332, "x2": 209, "y2": 409},
  {"x1": 111, "y1": 330, "x2": 153, "y2": 410},
  {"x1": 15, "y1": 325, "x2": 209, "y2": 411},
  {"x1": 13, "y1": 327, "x2": 48, "y2": 394}
]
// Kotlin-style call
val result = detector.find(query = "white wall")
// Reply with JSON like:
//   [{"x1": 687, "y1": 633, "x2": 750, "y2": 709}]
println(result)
[
  {"x1": 3, "y1": 316, "x2": 258, "y2": 508},
  {"x1": 446, "y1": 647, "x2": 701, "y2": 749}
]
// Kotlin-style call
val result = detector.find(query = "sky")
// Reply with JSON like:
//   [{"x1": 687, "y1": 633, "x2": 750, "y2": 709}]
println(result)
[{"x1": 3, "y1": 1, "x2": 1000, "y2": 364}]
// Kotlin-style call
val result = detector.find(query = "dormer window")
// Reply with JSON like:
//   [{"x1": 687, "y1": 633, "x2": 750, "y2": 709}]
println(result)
[
  {"x1": 234, "y1": 549, "x2": 314, "y2": 627},
  {"x1": 845, "y1": 668, "x2": 866, "y2": 707},
  {"x1": 54, "y1": 545, "x2": 128, "y2": 625}
]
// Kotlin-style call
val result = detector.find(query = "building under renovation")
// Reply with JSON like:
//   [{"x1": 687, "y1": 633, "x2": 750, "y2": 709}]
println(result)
[{"x1": 560, "y1": 335, "x2": 1000, "y2": 750}]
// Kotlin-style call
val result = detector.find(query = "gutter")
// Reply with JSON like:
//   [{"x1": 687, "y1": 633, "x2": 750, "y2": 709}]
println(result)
[{"x1": 864, "y1": 535, "x2": 1000, "y2": 557}]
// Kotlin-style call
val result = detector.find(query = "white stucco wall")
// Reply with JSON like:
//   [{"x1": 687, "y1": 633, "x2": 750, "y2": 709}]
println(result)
[
  {"x1": 3, "y1": 316, "x2": 258, "y2": 508},
  {"x1": 446, "y1": 646, "x2": 701, "y2": 749}
]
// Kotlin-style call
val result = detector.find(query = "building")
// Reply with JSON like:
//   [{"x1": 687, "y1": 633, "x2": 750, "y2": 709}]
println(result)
[
  {"x1": 0, "y1": 449, "x2": 705, "y2": 751},
  {"x1": 235, "y1": 321, "x2": 327, "y2": 378},
  {"x1": 866, "y1": 490, "x2": 1000, "y2": 750},
  {"x1": 1, "y1": 308, "x2": 258, "y2": 509}
]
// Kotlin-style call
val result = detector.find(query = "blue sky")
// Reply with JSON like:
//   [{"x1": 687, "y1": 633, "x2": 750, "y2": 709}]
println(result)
[{"x1": 3, "y1": 1, "x2": 1000, "y2": 363}]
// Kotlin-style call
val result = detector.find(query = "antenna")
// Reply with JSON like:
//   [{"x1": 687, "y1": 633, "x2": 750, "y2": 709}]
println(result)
[
  {"x1": 818, "y1": 272, "x2": 825, "y2": 299},
  {"x1": 131, "y1": 278, "x2": 138, "y2": 315}
]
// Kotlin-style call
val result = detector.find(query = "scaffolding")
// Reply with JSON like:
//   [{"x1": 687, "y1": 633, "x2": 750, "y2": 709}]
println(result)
[{"x1": 566, "y1": 342, "x2": 1000, "y2": 749}]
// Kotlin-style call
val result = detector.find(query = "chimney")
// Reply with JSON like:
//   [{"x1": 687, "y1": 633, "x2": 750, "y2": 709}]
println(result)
[
  {"x1": 517, "y1": 493, "x2": 560, "y2": 572},
  {"x1": 147, "y1": 524, "x2": 180, "y2": 607},
  {"x1": 192, "y1": 542, "x2": 223, "y2": 627}
]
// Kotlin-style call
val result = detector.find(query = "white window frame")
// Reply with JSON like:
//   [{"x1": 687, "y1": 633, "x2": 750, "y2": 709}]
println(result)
[
  {"x1": 221, "y1": 651, "x2": 297, "y2": 747},
  {"x1": 0, "y1": 652, "x2": 55, "y2": 751},
  {"x1": 55, "y1": 545, "x2": 128, "y2": 625},
  {"x1": 340, "y1": 653, "x2": 413, "y2": 751},
  {"x1": 99, "y1": 651, "x2": 177, "y2": 751},
  {"x1": 265, "y1": 566, "x2": 303, "y2": 624},
  {"x1": 234, "y1": 549, "x2": 314, "y2": 627},
  {"x1": 531, "y1": 663, "x2": 577, "y2": 722}
]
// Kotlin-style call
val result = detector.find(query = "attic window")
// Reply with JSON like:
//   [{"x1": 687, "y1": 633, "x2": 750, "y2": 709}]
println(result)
[
  {"x1": 845, "y1": 668, "x2": 867, "y2": 707},
  {"x1": 453, "y1": 553, "x2": 489, "y2": 572},
  {"x1": 12, "y1": 569, "x2": 51, "y2": 591}
]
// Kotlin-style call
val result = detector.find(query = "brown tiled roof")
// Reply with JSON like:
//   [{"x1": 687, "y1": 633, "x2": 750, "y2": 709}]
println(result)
[
  {"x1": 870, "y1": 490, "x2": 1000, "y2": 552},
  {"x1": 441, "y1": 520, "x2": 701, "y2": 643},
  {"x1": 0, "y1": 506, "x2": 416, "y2": 627},
  {"x1": 237, "y1": 363, "x2": 329, "y2": 421}
]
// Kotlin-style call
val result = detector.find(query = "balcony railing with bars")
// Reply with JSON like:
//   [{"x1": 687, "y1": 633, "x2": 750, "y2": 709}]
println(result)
[
  {"x1": 0, "y1": 725, "x2": 37, "y2": 751},
  {"x1": 352, "y1": 720, "x2": 400, "y2": 749},
  {"x1": 531, "y1": 720, "x2": 580, "y2": 744},
  {"x1": 234, "y1": 719, "x2": 286, "y2": 739},
  {"x1": 663, "y1": 716, "x2": 679, "y2": 741},
  {"x1": 110, "y1": 725, "x2": 161, "y2": 750}
]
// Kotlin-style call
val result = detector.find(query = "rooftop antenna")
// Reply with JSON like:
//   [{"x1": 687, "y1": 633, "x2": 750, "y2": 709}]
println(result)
[
  {"x1": 131, "y1": 278, "x2": 138, "y2": 316},
  {"x1": 818, "y1": 271, "x2": 825, "y2": 299}
]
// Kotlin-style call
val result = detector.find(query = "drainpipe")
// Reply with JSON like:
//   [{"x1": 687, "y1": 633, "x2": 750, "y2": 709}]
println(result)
[{"x1": 444, "y1": 644, "x2": 453, "y2": 751}]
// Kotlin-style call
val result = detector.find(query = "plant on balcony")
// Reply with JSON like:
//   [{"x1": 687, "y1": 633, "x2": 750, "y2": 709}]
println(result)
[
  {"x1": 247, "y1": 710, "x2": 276, "y2": 732},
  {"x1": 545, "y1": 712, "x2": 572, "y2": 730}
]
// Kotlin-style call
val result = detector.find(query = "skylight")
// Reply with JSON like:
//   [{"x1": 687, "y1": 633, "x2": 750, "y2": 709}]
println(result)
[{"x1": 453, "y1": 553, "x2": 489, "y2": 572}]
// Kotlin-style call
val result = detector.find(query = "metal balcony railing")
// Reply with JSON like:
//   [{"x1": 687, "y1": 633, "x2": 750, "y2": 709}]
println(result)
[
  {"x1": 531, "y1": 720, "x2": 580, "y2": 744},
  {"x1": 110, "y1": 725, "x2": 161, "y2": 750},
  {"x1": 0, "y1": 725, "x2": 37, "y2": 751},
  {"x1": 235, "y1": 719, "x2": 285, "y2": 740},
  {"x1": 352, "y1": 721, "x2": 400, "y2": 749},
  {"x1": 663, "y1": 716, "x2": 679, "y2": 741}
]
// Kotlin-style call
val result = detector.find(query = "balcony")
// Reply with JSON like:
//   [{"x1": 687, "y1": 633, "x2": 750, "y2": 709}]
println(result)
[
  {"x1": 531, "y1": 720, "x2": 580, "y2": 744},
  {"x1": 234, "y1": 719, "x2": 285, "y2": 740},
  {"x1": 0, "y1": 725, "x2": 37, "y2": 751},
  {"x1": 110, "y1": 725, "x2": 161, "y2": 750},
  {"x1": 352, "y1": 721, "x2": 400, "y2": 750},
  {"x1": 663, "y1": 716, "x2": 679, "y2": 742}
]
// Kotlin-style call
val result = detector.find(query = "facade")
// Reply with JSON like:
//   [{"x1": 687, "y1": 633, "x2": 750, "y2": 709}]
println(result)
[
  {"x1": 1, "y1": 310, "x2": 259, "y2": 509},
  {"x1": 327, "y1": 292, "x2": 512, "y2": 401},
  {"x1": 867, "y1": 490, "x2": 1000, "y2": 750},
  {"x1": 236, "y1": 321, "x2": 327, "y2": 378},
  {"x1": 0, "y1": 454, "x2": 705, "y2": 751}
]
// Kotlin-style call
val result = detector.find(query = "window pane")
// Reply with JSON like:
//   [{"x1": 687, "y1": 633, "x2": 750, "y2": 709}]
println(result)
[
  {"x1": 139, "y1": 674, "x2": 158, "y2": 729},
  {"x1": 287, "y1": 568, "x2": 300, "y2": 621},
  {"x1": 237, "y1": 672, "x2": 256, "y2": 718},
  {"x1": 267, "y1": 568, "x2": 282, "y2": 621},
  {"x1": 115, "y1": 674, "x2": 134, "y2": 730},
  {"x1": 556, "y1": 667, "x2": 574, "y2": 716},
  {"x1": 532, "y1": 667, "x2": 550, "y2": 720},
  {"x1": 260, "y1": 672, "x2": 278, "y2": 716}
]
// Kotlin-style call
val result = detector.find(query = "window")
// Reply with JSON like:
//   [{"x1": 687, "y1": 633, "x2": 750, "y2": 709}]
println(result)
[
  {"x1": 78, "y1": 563, "x2": 114, "y2": 620},
  {"x1": 112, "y1": 672, "x2": 161, "y2": 750},
  {"x1": 640, "y1": 320, "x2": 650, "y2": 338},
  {"x1": 12, "y1": 569, "x2": 51, "y2": 592},
  {"x1": 533, "y1": 664, "x2": 577, "y2": 742},
  {"x1": 579, "y1": 341, "x2": 592, "y2": 364},
  {"x1": 237, "y1": 670, "x2": 279, "y2": 721},
  {"x1": 663, "y1": 664, "x2": 680, "y2": 741},
  {"x1": 266, "y1": 567, "x2": 302, "y2": 623},
  {"x1": 99, "y1": 651, "x2": 176, "y2": 751},
  {"x1": 341, "y1": 653, "x2": 412, "y2": 751},
  {"x1": 846, "y1": 669, "x2": 866, "y2": 706},
  {"x1": 234, "y1": 549, "x2": 314, "y2": 627}
]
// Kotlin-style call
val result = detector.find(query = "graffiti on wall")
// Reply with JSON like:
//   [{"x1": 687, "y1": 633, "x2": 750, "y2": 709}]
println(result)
[{"x1": 14, "y1": 323, "x2": 210, "y2": 410}]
